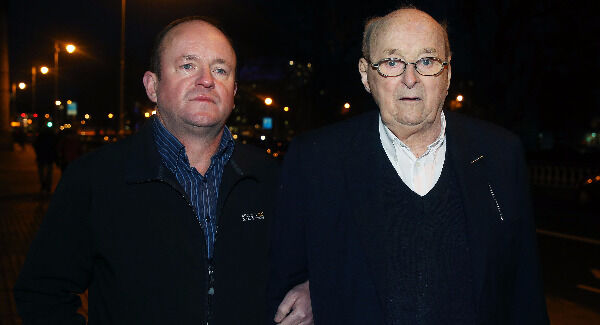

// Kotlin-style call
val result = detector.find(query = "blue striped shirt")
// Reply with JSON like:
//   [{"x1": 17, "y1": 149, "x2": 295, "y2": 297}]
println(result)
[{"x1": 152, "y1": 117, "x2": 234, "y2": 258}]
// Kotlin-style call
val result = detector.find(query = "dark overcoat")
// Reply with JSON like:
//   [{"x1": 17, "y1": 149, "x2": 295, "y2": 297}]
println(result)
[{"x1": 268, "y1": 110, "x2": 548, "y2": 324}]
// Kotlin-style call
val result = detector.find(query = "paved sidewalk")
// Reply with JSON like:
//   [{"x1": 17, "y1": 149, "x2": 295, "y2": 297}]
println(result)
[
  {"x1": 0, "y1": 144, "x2": 86, "y2": 324},
  {"x1": 0, "y1": 144, "x2": 598, "y2": 324}
]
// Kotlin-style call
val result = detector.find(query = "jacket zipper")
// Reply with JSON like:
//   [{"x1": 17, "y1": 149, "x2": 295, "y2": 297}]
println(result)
[{"x1": 154, "y1": 179, "x2": 212, "y2": 324}]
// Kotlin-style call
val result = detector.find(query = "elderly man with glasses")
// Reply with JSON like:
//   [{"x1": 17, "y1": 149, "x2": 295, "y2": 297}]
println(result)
[{"x1": 268, "y1": 7, "x2": 549, "y2": 324}]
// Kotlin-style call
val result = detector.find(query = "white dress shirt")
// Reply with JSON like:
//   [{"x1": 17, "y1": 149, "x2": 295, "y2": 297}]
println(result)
[{"x1": 379, "y1": 112, "x2": 447, "y2": 196}]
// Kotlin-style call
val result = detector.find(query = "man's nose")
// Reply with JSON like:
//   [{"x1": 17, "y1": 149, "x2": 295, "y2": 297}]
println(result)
[
  {"x1": 402, "y1": 64, "x2": 419, "y2": 88},
  {"x1": 196, "y1": 67, "x2": 215, "y2": 88}
]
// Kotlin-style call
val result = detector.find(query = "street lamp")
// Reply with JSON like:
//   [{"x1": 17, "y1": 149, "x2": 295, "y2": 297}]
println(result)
[
  {"x1": 18, "y1": 82, "x2": 26, "y2": 90},
  {"x1": 54, "y1": 41, "x2": 77, "y2": 103},
  {"x1": 65, "y1": 44, "x2": 76, "y2": 53},
  {"x1": 31, "y1": 65, "x2": 50, "y2": 113}
]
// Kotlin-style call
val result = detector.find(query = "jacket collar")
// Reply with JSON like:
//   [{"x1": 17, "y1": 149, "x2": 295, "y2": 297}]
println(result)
[
  {"x1": 124, "y1": 118, "x2": 172, "y2": 184},
  {"x1": 124, "y1": 117, "x2": 254, "y2": 205}
]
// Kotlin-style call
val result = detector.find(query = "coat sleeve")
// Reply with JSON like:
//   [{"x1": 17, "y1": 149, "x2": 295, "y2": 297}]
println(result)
[
  {"x1": 266, "y1": 139, "x2": 310, "y2": 323},
  {"x1": 14, "y1": 164, "x2": 92, "y2": 324},
  {"x1": 508, "y1": 141, "x2": 549, "y2": 324}
]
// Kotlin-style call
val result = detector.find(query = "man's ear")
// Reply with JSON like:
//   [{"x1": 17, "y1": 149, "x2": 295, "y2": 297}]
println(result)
[
  {"x1": 446, "y1": 56, "x2": 452, "y2": 92},
  {"x1": 358, "y1": 58, "x2": 371, "y2": 93},
  {"x1": 143, "y1": 71, "x2": 159, "y2": 103},
  {"x1": 234, "y1": 81, "x2": 238, "y2": 96}
]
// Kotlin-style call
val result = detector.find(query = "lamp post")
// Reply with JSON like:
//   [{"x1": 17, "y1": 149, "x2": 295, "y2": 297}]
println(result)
[
  {"x1": 31, "y1": 65, "x2": 49, "y2": 113},
  {"x1": 119, "y1": 0, "x2": 126, "y2": 133},
  {"x1": 53, "y1": 41, "x2": 76, "y2": 103}
]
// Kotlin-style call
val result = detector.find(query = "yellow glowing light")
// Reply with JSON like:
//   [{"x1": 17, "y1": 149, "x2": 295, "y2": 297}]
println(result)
[
  {"x1": 289, "y1": 60, "x2": 294, "y2": 66},
  {"x1": 59, "y1": 126, "x2": 64, "y2": 130},
  {"x1": 108, "y1": 113, "x2": 114, "y2": 119},
  {"x1": 103, "y1": 136, "x2": 109, "y2": 141},
  {"x1": 283, "y1": 106, "x2": 289, "y2": 112},
  {"x1": 27, "y1": 119, "x2": 32, "y2": 124},
  {"x1": 144, "y1": 112, "x2": 150, "y2": 118},
  {"x1": 260, "y1": 135, "x2": 266, "y2": 141},
  {"x1": 40, "y1": 66, "x2": 49, "y2": 74},
  {"x1": 232, "y1": 134, "x2": 238, "y2": 140},
  {"x1": 264, "y1": 98, "x2": 273, "y2": 105},
  {"x1": 65, "y1": 44, "x2": 76, "y2": 53},
  {"x1": 44, "y1": 113, "x2": 50, "y2": 118},
  {"x1": 273, "y1": 152, "x2": 279, "y2": 158},
  {"x1": 55, "y1": 100, "x2": 62, "y2": 106},
  {"x1": 307, "y1": 63, "x2": 312, "y2": 68},
  {"x1": 84, "y1": 114, "x2": 90, "y2": 119},
  {"x1": 18, "y1": 82, "x2": 26, "y2": 90},
  {"x1": 67, "y1": 100, "x2": 72, "y2": 105},
  {"x1": 81, "y1": 120, "x2": 86, "y2": 125},
  {"x1": 344, "y1": 102, "x2": 350, "y2": 109},
  {"x1": 266, "y1": 148, "x2": 271, "y2": 154},
  {"x1": 595, "y1": 176, "x2": 600, "y2": 181},
  {"x1": 587, "y1": 179, "x2": 593, "y2": 184},
  {"x1": 152, "y1": 110, "x2": 157, "y2": 115},
  {"x1": 457, "y1": 95, "x2": 464, "y2": 102}
]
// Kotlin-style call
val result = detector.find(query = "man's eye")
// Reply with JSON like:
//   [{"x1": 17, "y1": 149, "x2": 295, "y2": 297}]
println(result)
[
  {"x1": 181, "y1": 63, "x2": 194, "y2": 70},
  {"x1": 213, "y1": 67, "x2": 229, "y2": 75},
  {"x1": 385, "y1": 59, "x2": 402, "y2": 68},
  {"x1": 420, "y1": 58, "x2": 432, "y2": 66}
]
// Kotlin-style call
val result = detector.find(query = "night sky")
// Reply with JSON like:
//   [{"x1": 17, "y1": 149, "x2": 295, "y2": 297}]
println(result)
[{"x1": 8, "y1": 0, "x2": 599, "y2": 149}]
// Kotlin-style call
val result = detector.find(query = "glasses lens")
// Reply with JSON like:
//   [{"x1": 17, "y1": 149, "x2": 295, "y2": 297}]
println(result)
[
  {"x1": 379, "y1": 58, "x2": 405, "y2": 77},
  {"x1": 415, "y1": 58, "x2": 444, "y2": 76}
]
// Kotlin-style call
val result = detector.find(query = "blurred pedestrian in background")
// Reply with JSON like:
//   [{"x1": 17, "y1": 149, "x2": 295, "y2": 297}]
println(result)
[
  {"x1": 32, "y1": 127, "x2": 57, "y2": 194},
  {"x1": 13, "y1": 127, "x2": 27, "y2": 151},
  {"x1": 57, "y1": 128, "x2": 83, "y2": 172}
]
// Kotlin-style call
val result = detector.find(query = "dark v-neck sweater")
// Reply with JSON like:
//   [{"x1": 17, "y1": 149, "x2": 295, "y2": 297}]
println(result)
[{"x1": 380, "y1": 152, "x2": 476, "y2": 325}]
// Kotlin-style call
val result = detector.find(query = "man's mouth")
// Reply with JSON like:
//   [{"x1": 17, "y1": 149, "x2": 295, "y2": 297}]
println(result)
[
  {"x1": 191, "y1": 95, "x2": 215, "y2": 103},
  {"x1": 399, "y1": 97, "x2": 421, "y2": 101}
]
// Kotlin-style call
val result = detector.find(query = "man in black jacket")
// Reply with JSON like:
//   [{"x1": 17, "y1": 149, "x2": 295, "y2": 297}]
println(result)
[
  {"x1": 15, "y1": 17, "x2": 311, "y2": 325},
  {"x1": 269, "y1": 7, "x2": 548, "y2": 324}
]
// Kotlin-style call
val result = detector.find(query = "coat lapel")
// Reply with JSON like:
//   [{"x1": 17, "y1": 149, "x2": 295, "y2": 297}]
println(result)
[
  {"x1": 342, "y1": 111, "x2": 394, "y2": 313},
  {"x1": 217, "y1": 148, "x2": 253, "y2": 216},
  {"x1": 445, "y1": 113, "x2": 496, "y2": 313}
]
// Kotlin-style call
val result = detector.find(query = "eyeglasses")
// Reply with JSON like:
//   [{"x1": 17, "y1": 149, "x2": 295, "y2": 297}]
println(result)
[{"x1": 369, "y1": 57, "x2": 448, "y2": 77}]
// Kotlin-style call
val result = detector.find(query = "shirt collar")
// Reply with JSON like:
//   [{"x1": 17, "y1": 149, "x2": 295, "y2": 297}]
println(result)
[
  {"x1": 152, "y1": 116, "x2": 235, "y2": 175},
  {"x1": 379, "y1": 110, "x2": 447, "y2": 161}
]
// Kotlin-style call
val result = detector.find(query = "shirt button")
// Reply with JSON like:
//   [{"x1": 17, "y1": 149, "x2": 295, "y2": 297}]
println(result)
[{"x1": 208, "y1": 287, "x2": 215, "y2": 295}]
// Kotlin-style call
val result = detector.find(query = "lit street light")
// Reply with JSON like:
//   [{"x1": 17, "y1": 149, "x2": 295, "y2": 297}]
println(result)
[
  {"x1": 264, "y1": 97, "x2": 273, "y2": 106},
  {"x1": 18, "y1": 82, "x2": 26, "y2": 90},
  {"x1": 457, "y1": 95, "x2": 464, "y2": 102},
  {"x1": 31, "y1": 65, "x2": 50, "y2": 113},
  {"x1": 54, "y1": 41, "x2": 77, "y2": 103}
]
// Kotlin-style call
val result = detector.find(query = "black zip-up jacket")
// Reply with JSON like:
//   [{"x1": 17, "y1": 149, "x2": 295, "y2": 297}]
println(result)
[{"x1": 14, "y1": 119, "x2": 278, "y2": 324}]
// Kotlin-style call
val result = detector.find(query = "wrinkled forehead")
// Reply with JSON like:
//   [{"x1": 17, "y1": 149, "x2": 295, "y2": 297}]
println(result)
[{"x1": 371, "y1": 10, "x2": 446, "y2": 57}]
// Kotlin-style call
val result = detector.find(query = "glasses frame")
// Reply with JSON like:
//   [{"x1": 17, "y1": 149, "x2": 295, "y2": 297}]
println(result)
[{"x1": 369, "y1": 57, "x2": 448, "y2": 77}]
